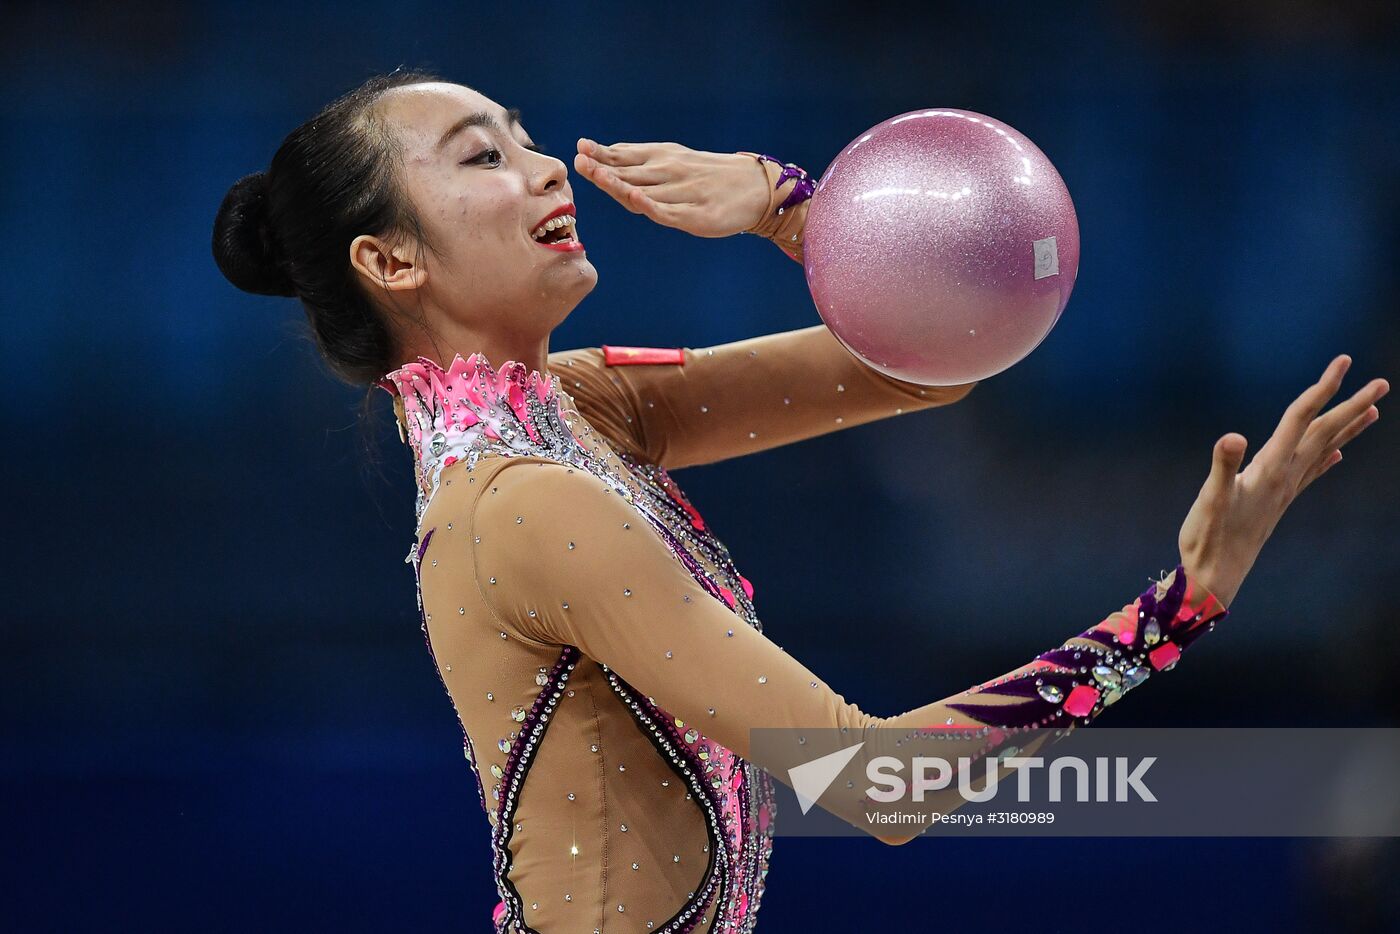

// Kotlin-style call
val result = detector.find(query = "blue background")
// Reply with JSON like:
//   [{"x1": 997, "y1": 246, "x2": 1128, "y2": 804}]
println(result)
[{"x1": 5, "y1": 0, "x2": 1399, "y2": 930}]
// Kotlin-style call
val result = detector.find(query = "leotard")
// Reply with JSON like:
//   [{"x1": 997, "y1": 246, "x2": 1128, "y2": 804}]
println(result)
[{"x1": 377, "y1": 155, "x2": 1229, "y2": 933}]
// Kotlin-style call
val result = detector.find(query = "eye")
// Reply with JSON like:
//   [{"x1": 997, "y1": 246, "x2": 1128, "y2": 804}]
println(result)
[
  {"x1": 462, "y1": 143, "x2": 548, "y2": 167},
  {"x1": 464, "y1": 147, "x2": 504, "y2": 167}
]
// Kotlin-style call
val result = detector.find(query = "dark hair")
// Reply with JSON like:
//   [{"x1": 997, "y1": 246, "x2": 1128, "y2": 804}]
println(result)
[{"x1": 212, "y1": 68, "x2": 444, "y2": 385}]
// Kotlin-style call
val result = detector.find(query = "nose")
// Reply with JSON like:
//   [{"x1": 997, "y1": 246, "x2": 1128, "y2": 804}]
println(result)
[{"x1": 533, "y1": 149, "x2": 568, "y2": 193}]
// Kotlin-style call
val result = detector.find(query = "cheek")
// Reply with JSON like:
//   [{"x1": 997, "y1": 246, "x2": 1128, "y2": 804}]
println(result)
[{"x1": 446, "y1": 177, "x2": 524, "y2": 236}]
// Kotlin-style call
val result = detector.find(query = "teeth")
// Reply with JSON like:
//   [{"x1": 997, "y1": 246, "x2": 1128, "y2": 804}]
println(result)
[{"x1": 531, "y1": 214, "x2": 575, "y2": 240}]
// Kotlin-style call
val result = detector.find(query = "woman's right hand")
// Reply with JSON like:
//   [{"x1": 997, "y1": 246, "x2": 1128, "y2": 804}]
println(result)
[{"x1": 1177, "y1": 355, "x2": 1388, "y2": 608}]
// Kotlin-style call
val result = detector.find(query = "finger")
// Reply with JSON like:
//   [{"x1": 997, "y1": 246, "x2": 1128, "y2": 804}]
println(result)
[
  {"x1": 1295, "y1": 449, "x2": 1343, "y2": 496},
  {"x1": 1295, "y1": 404, "x2": 1379, "y2": 496},
  {"x1": 1254, "y1": 355, "x2": 1351, "y2": 469},
  {"x1": 574, "y1": 155, "x2": 647, "y2": 214},
  {"x1": 1298, "y1": 377, "x2": 1389, "y2": 463},
  {"x1": 627, "y1": 187, "x2": 682, "y2": 226},
  {"x1": 1205, "y1": 432, "x2": 1248, "y2": 499},
  {"x1": 638, "y1": 179, "x2": 700, "y2": 204},
  {"x1": 586, "y1": 165, "x2": 681, "y2": 227},
  {"x1": 606, "y1": 161, "x2": 675, "y2": 186},
  {"x1": 1324, "y1": 403, "x2": 1380, "y2": 457},
  {"x1": 577, "y1": 138, "x2": 654, "y2": 167}
]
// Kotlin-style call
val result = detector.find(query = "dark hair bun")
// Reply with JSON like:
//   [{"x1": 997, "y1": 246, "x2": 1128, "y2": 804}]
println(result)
[{"x1": 212, "y1": 172, "x2": 297, "y2": 297}]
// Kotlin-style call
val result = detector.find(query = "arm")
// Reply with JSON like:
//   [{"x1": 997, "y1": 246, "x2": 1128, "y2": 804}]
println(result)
[
  {"x1": 550, "y1": 326, "x2": 975, "y2": 471},
  {"x1": 470, "y1": 459, "x2": 1228, "y2": 844},
  {"x1": 734, "y1": 151, "x2": 811, "y2": 265},
  {"x1": 564, "y1": 144, "x2": 975, "y2": 468}
]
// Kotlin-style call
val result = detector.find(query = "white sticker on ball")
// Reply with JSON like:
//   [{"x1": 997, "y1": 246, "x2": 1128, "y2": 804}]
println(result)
[{"x1": 1033, "y1": 236, "x2": 1059, "y2": 280}]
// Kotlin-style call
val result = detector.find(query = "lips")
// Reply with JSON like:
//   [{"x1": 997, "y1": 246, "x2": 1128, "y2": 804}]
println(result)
[
  {"x1": 529, "y1": 200, "x2": 584, "y2": 252},
  {"x1": 532, "y1": 201, "x2": 575, "y2": 232},
  {"x1": 535, "y1": 236, "x2": 585, "y2": 253}
]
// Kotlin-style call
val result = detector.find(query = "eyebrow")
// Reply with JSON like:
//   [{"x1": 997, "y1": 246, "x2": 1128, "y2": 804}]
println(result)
[{"x1": 436, "y1": 106, "x2": 524, "y2": 151}]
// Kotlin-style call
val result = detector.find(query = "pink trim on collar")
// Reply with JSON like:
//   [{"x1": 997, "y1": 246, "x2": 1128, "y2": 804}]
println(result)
[
  {"x1": 377, "y1": 352, "x2": 573, "y2": 507},
  {"x1": 380, "y1": 352, "x2": 557, "y2": 445}
]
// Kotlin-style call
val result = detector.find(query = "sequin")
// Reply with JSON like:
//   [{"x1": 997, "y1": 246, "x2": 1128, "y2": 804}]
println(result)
[
  {"x1": 1092, "y1": 665, "x2": 1122, "y2": 689},
  {"x1": 384, "y1": 338, "x2": 1091, "y2": 931}
]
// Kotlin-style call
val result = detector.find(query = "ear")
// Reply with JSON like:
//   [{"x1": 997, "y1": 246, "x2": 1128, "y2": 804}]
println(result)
[{"x1": 349, "y1": 234, "x2": 427, "y2": 293}]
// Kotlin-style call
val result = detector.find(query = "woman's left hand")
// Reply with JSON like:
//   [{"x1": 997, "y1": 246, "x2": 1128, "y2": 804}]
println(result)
[{"x1": 574, "y1": 138, "x2": 771, "y2": 238}]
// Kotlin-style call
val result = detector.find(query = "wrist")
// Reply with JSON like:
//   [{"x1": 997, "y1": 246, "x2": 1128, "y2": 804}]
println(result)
[
  {"x1": 946, "y1": 564, "x2": 1231, "y2": 730},
  {"x1": 735, "y1": 151, "x2": 812, "y2": 253},
  {"x1": 1179, "y1": 558, "x2": 1234, "y2": 610}
]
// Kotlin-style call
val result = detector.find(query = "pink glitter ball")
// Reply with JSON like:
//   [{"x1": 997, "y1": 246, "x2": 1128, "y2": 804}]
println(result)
[{"x1": 804, "y1": 109, "x2": 1080, "y2": 386}]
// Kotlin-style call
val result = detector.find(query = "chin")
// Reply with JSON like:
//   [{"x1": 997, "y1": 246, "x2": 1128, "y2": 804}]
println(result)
[
  {"x1": 546, "y1": 264, "x2": 597, "y2": 321},
  {"x1": 570, "y1": 258, "x2": 599, "y2": 292}
]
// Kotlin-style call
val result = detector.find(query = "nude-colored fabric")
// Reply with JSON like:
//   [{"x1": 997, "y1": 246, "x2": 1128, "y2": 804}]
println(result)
[
  {"x1": 398, "y1": 183, "x2": 1226, "y2": 931},
  {"x1": 549, "y1": 322, "x2": 973, "y2": 471},
  {"x1": 408, "y1": 332, "x2": 1223, "y2": 931},
  {"x1": 736, "y1": 151, "x2": 807, "y2": 265},
  {"x1": 412, "y1": 325, "x2": 973, "y2": 930}
]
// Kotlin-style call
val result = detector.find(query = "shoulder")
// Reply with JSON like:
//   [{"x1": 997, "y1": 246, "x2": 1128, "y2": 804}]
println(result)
[
  {"x1": 464, "y1": 457, "x2": 653, "y2": 617},
  {"x1": 478, "y1": 456, "x2": 619, "y2": 514},
  {"x1": 420, "y1": 455, "x2": 626, "y2": 545},
  {"x1": 416, "y1": 456, "x2": 620, "y2": 599},
  {"x1": 420, "y1": 455, "x2": 599, "y2": 518},
  {"x1": 547, "y1": 346, "x2": 651, "y2": 459}
]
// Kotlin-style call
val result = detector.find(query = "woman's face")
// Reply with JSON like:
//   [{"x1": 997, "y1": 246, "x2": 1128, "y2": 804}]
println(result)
[{"x1": 373, "y1": 82, "x2": 597, "y2": 339}]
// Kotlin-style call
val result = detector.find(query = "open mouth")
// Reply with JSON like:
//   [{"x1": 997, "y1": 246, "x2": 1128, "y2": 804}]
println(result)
[{"x1": 530, "y1": 213, "x2": 578, "y2": 246}]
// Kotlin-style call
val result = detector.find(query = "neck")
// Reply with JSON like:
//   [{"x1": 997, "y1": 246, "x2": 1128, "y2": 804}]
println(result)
[
  {"x1": 395, "y1": 315, "x2": 552, "y2": 378},
  {"x1": 380, "y1": 343, "x2": 584, "y2": 515}
]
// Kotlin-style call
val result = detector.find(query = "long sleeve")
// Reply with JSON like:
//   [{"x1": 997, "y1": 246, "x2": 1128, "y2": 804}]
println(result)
[
  {"x1": 547, "y1": 325, "x2": 975, "y2": 471},
  {"x1": 469, "y1": 458, "x2": 1229, "y2": 845},
  {"x1": 735, "y1": 150, "x2": 810, "y2": 266},
  {"x1": 543, "y1": 152, "x2": 971, "y2": 471}
]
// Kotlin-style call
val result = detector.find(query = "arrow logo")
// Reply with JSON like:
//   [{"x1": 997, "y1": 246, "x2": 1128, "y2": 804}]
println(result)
[{"x1": 788, "y1": 742, "x2": 865, "y2": 815}]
